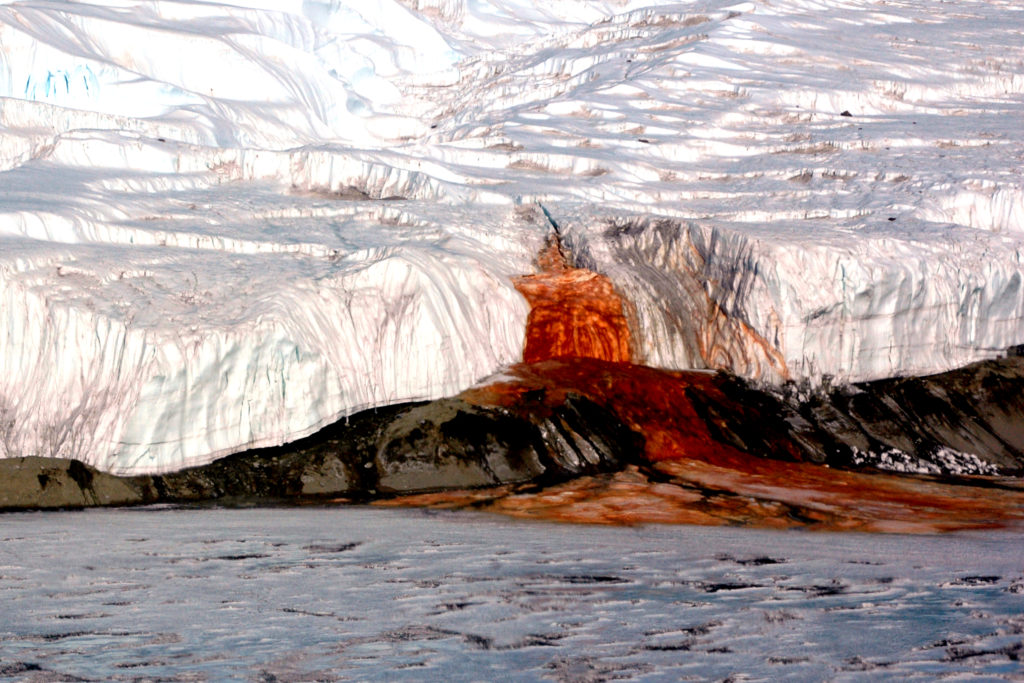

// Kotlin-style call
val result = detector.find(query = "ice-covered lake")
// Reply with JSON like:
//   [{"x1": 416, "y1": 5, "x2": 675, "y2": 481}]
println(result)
[{"x1": 2, "y1": 506, "x2": 1022, "y2": 680}]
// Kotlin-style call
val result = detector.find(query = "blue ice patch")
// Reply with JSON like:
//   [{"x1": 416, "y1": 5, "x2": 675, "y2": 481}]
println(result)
[{"x1": 24, "y1": 64, "x2": 99, "y2": 103}]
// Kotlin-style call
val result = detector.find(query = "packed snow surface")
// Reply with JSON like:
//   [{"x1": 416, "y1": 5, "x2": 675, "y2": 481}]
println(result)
[
  {"x1": 2, "y1": 0, "x2": 1024, "y2": 473},
  {"x1": 1, "y1": 507, "x2": 1023, "y2": 680}
]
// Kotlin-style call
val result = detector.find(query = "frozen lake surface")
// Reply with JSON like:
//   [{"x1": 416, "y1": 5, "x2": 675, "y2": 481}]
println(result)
[{"x1": 1, "y1": 507, "x2": 1023, "y2": 681}]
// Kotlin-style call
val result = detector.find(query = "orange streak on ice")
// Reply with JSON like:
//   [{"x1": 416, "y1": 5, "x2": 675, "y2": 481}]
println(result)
[
  {"x1": 386, "y1": 242, "x2": 1024, "y2": 532},
  {"x1": 514, "y1": 239, "x2": 632, "y2": 363}
]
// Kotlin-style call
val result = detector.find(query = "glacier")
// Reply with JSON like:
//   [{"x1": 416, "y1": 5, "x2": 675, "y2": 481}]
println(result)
[{"x1": 1, "y1": 0, "x2": 1023, "y2": 475}]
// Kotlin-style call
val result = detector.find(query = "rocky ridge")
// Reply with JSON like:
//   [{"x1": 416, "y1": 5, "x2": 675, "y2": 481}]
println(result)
[{"x1": 0, "y1": 391, "x2": 638, "y2": 511}]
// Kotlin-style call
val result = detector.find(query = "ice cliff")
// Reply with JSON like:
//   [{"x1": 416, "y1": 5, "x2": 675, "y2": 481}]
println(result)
[{"x1": 1, "y1": 0, "x2": 1023, "y2": 474}]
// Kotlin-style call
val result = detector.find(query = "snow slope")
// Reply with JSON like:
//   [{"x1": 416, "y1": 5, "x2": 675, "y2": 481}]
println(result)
[{"x1": 1, "y1": 0, "x2": 1023, "y2": 473}]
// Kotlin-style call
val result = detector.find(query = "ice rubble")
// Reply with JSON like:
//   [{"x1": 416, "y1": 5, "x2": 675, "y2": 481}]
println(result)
[{"x1": 1, "y1": 0, "x2": 1023, "y2": 473}]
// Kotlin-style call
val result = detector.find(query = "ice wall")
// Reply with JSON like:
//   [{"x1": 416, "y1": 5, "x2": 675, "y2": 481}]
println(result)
[
  {"x1": 421, "y1": 0, "x2": 1024, "y2": 384},
  {"x1": 0, "y1": 192, "x2": 535, "y2": 474},
  {"x1": 2, "y1": 0, "x2": 1024, "y2": 473},
  {"x1": 564, "y1": 216, "x2": 1024, "y2": 384}
]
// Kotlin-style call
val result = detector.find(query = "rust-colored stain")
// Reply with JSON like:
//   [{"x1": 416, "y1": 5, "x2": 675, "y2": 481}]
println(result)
[
  {"x1": 462, "y1": 358, "x2": 782, "y2": 466},
  {"x1": 513, "y1": 237, "x2": 632, "y2": 363},
  {"x1": 379, "y1": 242, "x2": 1024, "y2": 533},
  {"x1": 412, "y1": 357, "x2": 1024, "y2": 533},
  {"x1": 697, "y1": 295, "x2": 791, "y2": 382}
]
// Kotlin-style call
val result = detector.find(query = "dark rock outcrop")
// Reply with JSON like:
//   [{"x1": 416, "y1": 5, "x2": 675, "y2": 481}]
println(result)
[
  {"x1": 3, "y1": 355, "x2": 1024, "y2": 513},
  {"x1": 373, "y1": 394, "x2": 637, "y2": 493},
  {"x1": 479, "y1": 355, "x2": 1024, "y2": 478},
  {"x1": 0, "y1": 392, "x2": 640, "y2": 511},
  {"x1": 771, "y1": 356, "x2": 1024, "y2": 476}
]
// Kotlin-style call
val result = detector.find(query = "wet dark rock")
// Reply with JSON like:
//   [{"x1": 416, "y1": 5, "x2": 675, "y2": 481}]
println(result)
[{"x1": 650, "y1": 356, "x2": 1024, "y2": 477}]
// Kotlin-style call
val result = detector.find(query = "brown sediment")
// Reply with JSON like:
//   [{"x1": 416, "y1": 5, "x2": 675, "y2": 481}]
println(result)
[
  {"x1": 484, "y1": 455, "x2": 1024, "y2": 533},
  {"x1": 377, "y1": 240, "x2": 1024, "y2": 532},
  {"x1": 462, "y1": 359, "x2": 781, "y2": 466},
  {"x1": 513, "y1": 237, "x2": 632, "y2": 364},
  {"x1": 408, "y1": 357, "x2": 1024, "y2": 533},
  {"x1": 697, "y1": 295, "x2": 791, "y2": 382}
]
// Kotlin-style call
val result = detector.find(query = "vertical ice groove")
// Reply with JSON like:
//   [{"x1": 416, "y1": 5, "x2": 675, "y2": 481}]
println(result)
[
  {"x1": 560, "y1": 213, "x2": 1024, "y2": 385},
  {"x1": 0, "y1": 233, "x2": 531, "y2": 475}
]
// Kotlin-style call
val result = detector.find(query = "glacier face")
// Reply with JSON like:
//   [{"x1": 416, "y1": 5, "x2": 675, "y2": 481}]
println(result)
[{"x1": 1, "y1": 0, "x2": 1023, "y2": 473}]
